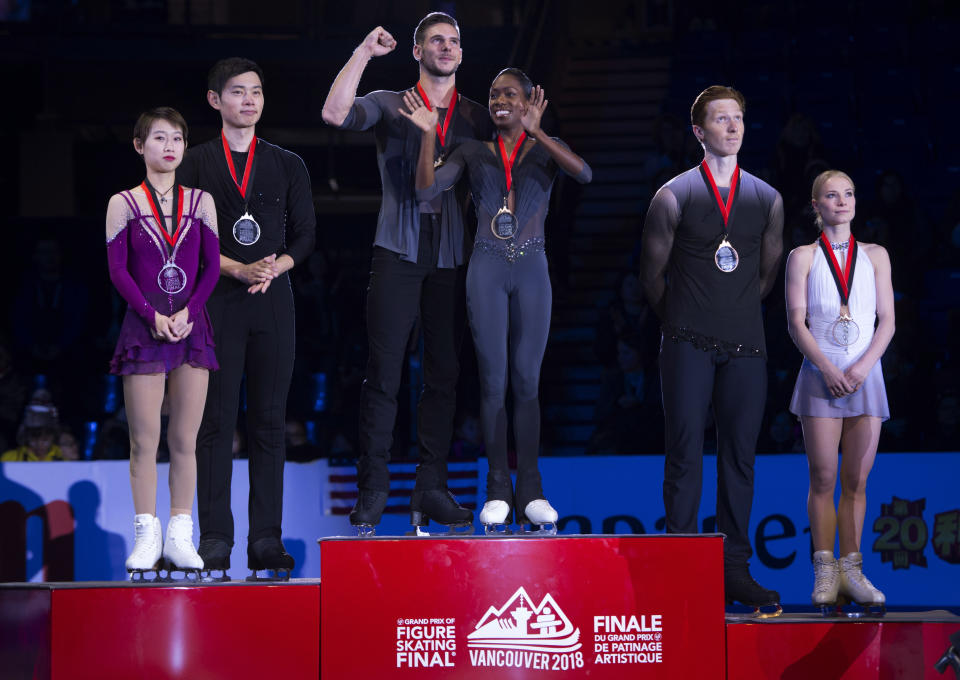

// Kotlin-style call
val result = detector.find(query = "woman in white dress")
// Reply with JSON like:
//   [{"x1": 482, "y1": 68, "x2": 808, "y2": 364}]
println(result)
[{"x1": 785, "y1": 170, "x2": 894, "y2": 612}]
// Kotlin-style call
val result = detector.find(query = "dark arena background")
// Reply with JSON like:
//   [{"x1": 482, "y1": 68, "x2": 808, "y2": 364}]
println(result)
[{"x1": 1, "y1": 1, "x2": 959, "y2": 678}]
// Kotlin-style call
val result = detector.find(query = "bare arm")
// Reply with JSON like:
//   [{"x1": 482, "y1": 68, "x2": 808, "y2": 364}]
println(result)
[
  {"x1": 758, "y1": 191, "x2": 785, "y2": 298},
  {"x1": 844, "y1": 244, "x2": 895, "y2": 387},
  {"x1": 321, "y1": 26, "x2": 397, "y2": 127},
  {"x1": 639, "y1": 186, "x2": 679, "y2": 319},
  {"x1": 785, "y1": 246, "x2": 855, "y2": 397}
]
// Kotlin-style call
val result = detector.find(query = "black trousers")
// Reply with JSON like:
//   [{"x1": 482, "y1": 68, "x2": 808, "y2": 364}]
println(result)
[
  {"x1": 659, "y1": 336, "x2": 767, "y2": 565},
  {"x1": 197, "y1": 278, "x2": 295, "y2": 545},
  {"x1": 357, "y1": 217, "x2": 459, "y2": 492}
]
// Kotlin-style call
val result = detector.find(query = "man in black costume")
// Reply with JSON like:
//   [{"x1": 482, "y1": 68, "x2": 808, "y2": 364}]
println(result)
[{"x1": 640, "y1": 85, "x2": 784, "y2": 612}]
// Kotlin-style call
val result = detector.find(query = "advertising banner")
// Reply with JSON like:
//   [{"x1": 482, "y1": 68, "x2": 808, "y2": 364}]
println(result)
[{"x1": 2, "y1": 452, "x2": 957, "y2": 607}]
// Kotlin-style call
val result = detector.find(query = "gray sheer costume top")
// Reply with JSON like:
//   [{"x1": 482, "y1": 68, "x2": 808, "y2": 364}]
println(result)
[
  {"x1": 416, "y1": 138, "x2": 592, "y2": 260},
  {"x1": 333, "y1": 90, "x2": 493, "y2": 268},
  {"x1": 640, "y1": 165, "x2": 784, "y2": 357}
]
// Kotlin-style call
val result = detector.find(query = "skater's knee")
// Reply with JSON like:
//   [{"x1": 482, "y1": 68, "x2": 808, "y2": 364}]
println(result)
[
  {"x1": 129, "y1": 433, "x2": 160, "y2": 461},
  {"x1": 839, "y1": 471, "x2": 869, "y2": 498},
  {"x1": 480, "y1": 380, "x2": 508, "y2": 405},
  {"x1": 510, "y1": 371, "x2": 540, "y2": 403},
  {"x1": 808, "y1": 467, "x2": 837, "y2": 495}
]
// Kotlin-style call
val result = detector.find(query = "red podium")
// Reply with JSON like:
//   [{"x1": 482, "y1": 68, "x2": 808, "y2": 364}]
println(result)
[
  {"x1": 726, "y1": 610, "x2": 960, "y2": 679},
  {"x1": 320, "y1": 534, "x2": 727, "y2": 679},
  {"x1": 0, "y1": 580, "x2": 320, "y2": 680}
]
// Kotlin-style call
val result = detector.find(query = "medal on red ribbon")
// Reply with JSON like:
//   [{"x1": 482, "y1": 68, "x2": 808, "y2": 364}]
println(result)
[
  {"x1": 416, "y1": 83, "x2": 458, "y2": 168},
  {"x1": 142, "y1": 179, "x2": 188, "y2": 295},
  {"x1": 700, "y1": 160, "x2": 741, "y2": 272},
  {"x1": 818, "y1": 233, "x2": 860, "y2": 346},
  {"x1": 222, "y1": 132, "x2": 261, "y2": 245},
  {"x1": 491, "y1": 132, "x2": 527, "y2": 240}
]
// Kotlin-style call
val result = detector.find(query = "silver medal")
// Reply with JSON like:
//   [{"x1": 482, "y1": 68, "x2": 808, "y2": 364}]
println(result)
[
  {"x1": 233, "y1": 211, "x2": 261, "y2": 245},
  {"x1": 158, "y1": 262, "x2": 187, "y2": 295},
  {"x1": 714, "y1": 238, "x2": 739, "y2": 272}
]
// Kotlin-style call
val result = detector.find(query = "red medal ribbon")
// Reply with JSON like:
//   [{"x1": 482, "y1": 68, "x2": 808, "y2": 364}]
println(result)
[
  {"x1": 221, "y1": 131, "x2": 257, "y2": 200},
  {"x1": 497, "y1": 132, "x2": 528, "y2": 193},
  {"x1": 141, "y1": 182, "x2": 184, "y2": 248},
  {"x1": 701, "y1": 160, "x2": 740, "y2": 228},
  {"x1": 819, "y1": 234, "x2": 857, "y2": 305},
  {"x1": 416, "y1": 83, "x2": 458, "y2": 147}
]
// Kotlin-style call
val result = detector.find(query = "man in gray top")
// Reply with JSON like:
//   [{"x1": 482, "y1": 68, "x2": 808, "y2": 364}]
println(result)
[{"x1": 322, "y1": 12, "x2": 493, "y2": 533}]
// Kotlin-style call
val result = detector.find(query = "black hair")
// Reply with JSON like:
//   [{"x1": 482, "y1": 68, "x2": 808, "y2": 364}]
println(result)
[
  {"x1": 207, "y1": 57, "x2": 264, "y2": 96},
  {"x1": 133, "y1": 106, "x2": 188, "y2": 145},
  {"x1": 493, "y1": 68, "x2": 533, "y2": 98},
  {"x1": 414, "y1": 12, "x2": 459, "y2": 45}
]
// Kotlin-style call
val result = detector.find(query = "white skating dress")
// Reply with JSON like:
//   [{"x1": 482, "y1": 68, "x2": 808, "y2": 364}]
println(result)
[{"x1": 789, "y1": 243, "x2": 889, "y2": 420}]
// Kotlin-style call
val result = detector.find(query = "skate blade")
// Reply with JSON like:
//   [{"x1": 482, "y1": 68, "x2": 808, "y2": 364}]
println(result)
[
  {"x1": 817, "y1": 603, "x2": 843, "y2": 617},
  {"x1": 517, "y1": 522, "x2": 558, "y2": 536},
  {"x1": 752, "y1": 604, "x2": 783, "y2": 619},
  {"x1": 127, "y1": 567, "x2": 163, "y2": 583},
  {"x1": 842, "y1": 603, "x2": 886, "y2": 619},
  {"x1": 246, "y1": 569, "x2": 291, "y2": 582},
  {"x1": 413, "y1": 523, "x2": 474, "y2": 537},
  {"x1": 482, "y1": 523, "x2": 512, "y2": 535},
  {"x1": 353, "y1": 524, "x2": 377, "y2": 537},
  {"x1": 200, "y1": 569, "x2": 231, "y2": 583}
]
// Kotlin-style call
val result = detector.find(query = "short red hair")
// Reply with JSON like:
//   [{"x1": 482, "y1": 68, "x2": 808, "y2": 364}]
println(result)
[{"x1": 690, "y1": 86, "x2": 746, "y2": 127}]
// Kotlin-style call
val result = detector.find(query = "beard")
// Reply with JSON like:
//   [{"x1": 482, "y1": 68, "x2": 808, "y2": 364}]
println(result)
[{"x1": 421, "y1": 55, "x2": 459, "y2": 78}]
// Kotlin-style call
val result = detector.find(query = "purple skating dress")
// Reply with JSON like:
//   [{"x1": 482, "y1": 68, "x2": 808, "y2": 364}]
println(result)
[
  {"x1": 789, "y1": 243, "x2": 889, "y2": 420},
  {"x1": 107, "y1": 187, "x2": 220, "y2": 375}
]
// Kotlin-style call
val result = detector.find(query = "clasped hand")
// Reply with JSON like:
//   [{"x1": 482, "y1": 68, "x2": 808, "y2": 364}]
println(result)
[
  {"x1": 240, "y1": 254, "x2": 280, "y2": 294},
  {"x1": 152, "y1": 309, "x2": 193, "y2": 342}
]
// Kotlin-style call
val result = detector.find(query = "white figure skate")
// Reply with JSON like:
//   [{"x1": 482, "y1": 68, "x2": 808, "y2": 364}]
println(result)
[
  {"x1": 126, "y1": 514, "x2": 162, "y2": 581},
  {"x1": 839, "y1": 552, "x2": 886, "y2": 617},
  {"x1": 161, "y1": 514, "x2": 202, "y2": 581},
  {"x1": 517, "y1": 499, "x2": 558, "y2": 535}
]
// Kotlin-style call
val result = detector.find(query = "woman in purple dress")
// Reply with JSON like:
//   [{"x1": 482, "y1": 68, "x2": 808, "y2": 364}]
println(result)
[
  {"x1": 785, "y1": 170, "x2": 894, "y2": 613},
  {"x1": 106, "y1": 107, "x2": 220, "y2": 578}
]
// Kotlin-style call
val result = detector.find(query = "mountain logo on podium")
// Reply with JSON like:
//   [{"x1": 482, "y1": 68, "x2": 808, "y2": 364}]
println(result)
[{"x1": 467, "y1": 586, "x2": 582, "y2": 653}]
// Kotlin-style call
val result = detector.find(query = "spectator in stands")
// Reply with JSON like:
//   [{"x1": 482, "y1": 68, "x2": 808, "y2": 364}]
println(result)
[
  {"x1": 1, "y1": 390, "x2": 63, "y2": 461},
  {"x1": 595, "y1": 267, "x2": 658, "y2": 371},
  {"x1": 285, "y1": 419, "x2": 322, "y2": 462},
  {"x1": 11, "y1": 237, "x2": 90, "y2": 383},
  {"x1": 0, "y1": 342, "x2": 27, "y2": 453},
  {"x1": 58, "y1": 429, "x2": 80, "y2": 461},
  {"x1": 588, "y1": 331, "x2": 662, "y2": 455},
  {"x1": 859, "y1": 170, "x2": 925, "y2": 295}
]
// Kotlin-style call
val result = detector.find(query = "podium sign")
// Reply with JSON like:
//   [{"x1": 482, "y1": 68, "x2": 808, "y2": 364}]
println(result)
[{"x1": 320, "y1": 535, "x2": 726, "y2": 679}]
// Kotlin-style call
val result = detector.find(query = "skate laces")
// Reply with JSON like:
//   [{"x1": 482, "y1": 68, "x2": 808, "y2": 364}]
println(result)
[
  {"x1": 134, "y1": 523, "x2": 154, "y2": 540},
  {"x1": 813, "y1": 570, "x2": 839, "y2": 596},
  {"x1": 167, "y1": 517, "x2": 194, "y2": 548},
  {"x1": 131, "y1": 522, "x2": 159, "y2": 557}
]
